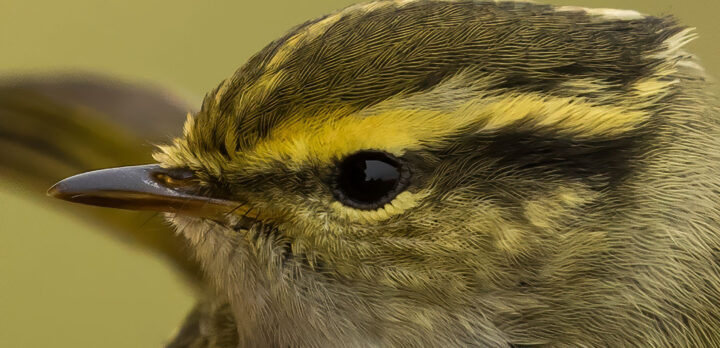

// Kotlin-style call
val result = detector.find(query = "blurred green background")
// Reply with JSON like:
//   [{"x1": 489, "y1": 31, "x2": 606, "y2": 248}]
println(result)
[{"x1": 0, "y1": 1, "x2": 717, "y2": 347}]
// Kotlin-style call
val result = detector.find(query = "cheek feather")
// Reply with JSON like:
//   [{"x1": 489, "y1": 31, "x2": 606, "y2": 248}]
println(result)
[{"x1": 522, "y1": 185, "x2": 599, "y2": 230}]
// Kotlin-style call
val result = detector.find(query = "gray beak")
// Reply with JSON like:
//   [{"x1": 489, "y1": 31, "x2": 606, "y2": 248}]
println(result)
[{"x1": 48, "y1": 164, "x2": 240, "y2": 220}]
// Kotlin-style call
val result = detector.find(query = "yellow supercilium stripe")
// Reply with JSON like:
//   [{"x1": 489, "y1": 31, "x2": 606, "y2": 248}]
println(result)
[{"x1": 243, "y1": 93, "x2": 648, "y2": 170}]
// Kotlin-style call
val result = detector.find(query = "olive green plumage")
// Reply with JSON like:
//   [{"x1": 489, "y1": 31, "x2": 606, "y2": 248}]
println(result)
[
  {"x1": 159, "y1": 2, "x2": 720, "y2": 346},
  {"x1": 6, "y1": 0, "x2": 720, "y2": 347},
  {"x1": 191, "y1": 0, "x2": 686, "y2": 155}
]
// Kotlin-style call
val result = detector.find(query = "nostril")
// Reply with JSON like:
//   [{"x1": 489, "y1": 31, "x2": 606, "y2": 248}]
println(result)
[
  {"x1": 162, "y1": 167, "x2": 196, "y2": 180},
  {"x1": 152, "y1": 167, "x2": 198, "y2": 188}
]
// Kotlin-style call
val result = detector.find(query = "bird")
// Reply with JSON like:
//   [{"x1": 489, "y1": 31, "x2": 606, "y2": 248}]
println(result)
[{"x1": 6, "y1": 0, "x2": 720, "y2": 346}]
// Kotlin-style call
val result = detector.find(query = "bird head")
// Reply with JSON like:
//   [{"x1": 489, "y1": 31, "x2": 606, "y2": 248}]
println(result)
[{"x1": 49, "y1": 1, "x2": 720, "y2": 346}]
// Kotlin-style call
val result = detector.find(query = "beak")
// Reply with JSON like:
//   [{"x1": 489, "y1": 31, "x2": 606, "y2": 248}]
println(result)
[{"x1": 47, "y1": 164, "x2": 241, "y2": 220}]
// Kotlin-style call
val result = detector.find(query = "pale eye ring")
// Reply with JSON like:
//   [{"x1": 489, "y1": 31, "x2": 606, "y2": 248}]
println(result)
[{"x1": 332, "y1": 151, "x2": 411, "y2": 210}]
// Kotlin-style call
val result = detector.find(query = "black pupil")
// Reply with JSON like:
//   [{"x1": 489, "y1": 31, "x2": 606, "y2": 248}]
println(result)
[{"x1": 338, "y1": 152, "x2": 401, "y2": 206}]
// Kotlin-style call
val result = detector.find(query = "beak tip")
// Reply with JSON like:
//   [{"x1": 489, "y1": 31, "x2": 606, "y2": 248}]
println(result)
[{"x1": 47, "y1": 181, "x2": 67, "y2": 199}]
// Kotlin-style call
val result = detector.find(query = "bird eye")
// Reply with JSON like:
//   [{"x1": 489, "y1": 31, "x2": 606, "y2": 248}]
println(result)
[{"x1": 333, "y1": 151, "x2": 410, "y2": 210}]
